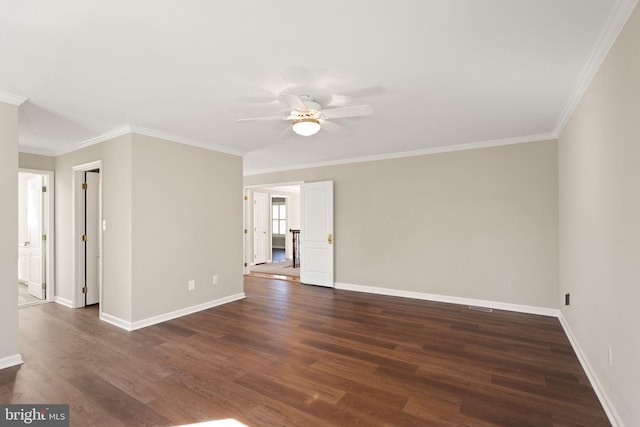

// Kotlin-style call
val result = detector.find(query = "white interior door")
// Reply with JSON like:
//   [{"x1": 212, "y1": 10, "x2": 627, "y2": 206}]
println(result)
[
  {"x1": 18, "y1": 176, "x2": 29, "y2": 283},
  {"x1": 85, "y1": 171, "x2": 100, "y2": 305},
  {"x1": 253, "y1": 192, "x2": 268, "y2": 265},
  {"x1": 300, "y1": 181, "x2": 334, "y2": 287},
  {"x1": 27, "y1": 175, "x2": 45, "y2": 299}
]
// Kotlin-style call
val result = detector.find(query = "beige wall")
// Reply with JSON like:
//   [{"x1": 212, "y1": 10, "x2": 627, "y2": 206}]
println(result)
[
  {"x1": 245, "y1": 140, "x2": 559, "y2": 309},
  {"x1": 559, "y1": 5, "x2": 640, "y2": 426},
  {"x1": 131, "y1": 134, "x2": 244, "y2": 321},
  {"x1": 0, "y1": 102, "x2": 20, "y2": 364},
  {"x1": 55, "y1": 133, "x2": 244, "y2": 324},
  {"x1": 19, "y1": 152, "x2": 55, "y2": 171},
  {"x1": 55, "y1": 134, "x2": 134, "y2": 321}
]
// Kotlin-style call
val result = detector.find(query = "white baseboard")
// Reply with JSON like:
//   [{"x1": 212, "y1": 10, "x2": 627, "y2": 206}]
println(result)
[
  {"x1": 100, "y1": 293, "x2": 247, "y2": 332},
  {"x1": 334, "y1": 282, "x2": 559, "y2": 317},
  {"x1": 559, "y1": 313, "x2": 624, "y2": 427},
  {"x1": 0, "y1": 353, "x2": 24, "y2": 370},
  {"x1": 100, "y1": 312, "x2": 134, "y2": 331},
  {"x1": 54, "y1": 296, "x2": 74, "y2": 308}
]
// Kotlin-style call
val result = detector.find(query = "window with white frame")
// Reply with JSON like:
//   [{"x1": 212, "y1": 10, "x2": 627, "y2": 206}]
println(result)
[{"x1": 272, "y1": 198, "x2": 286, "y2": 235}]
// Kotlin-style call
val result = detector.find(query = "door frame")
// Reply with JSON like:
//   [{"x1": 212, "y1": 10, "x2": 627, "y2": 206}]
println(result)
[
  {"x1": 271, "y1": 194, "x2": 290, "y2": 261},
  {"x1": 243, "y1": 181, "x2": 304, "y2": 275},
  {"x1": 72, "y1": 160, "x2": 103, "y2": 309},
  {"x1": 18, "y1": 168, "x2": 55, "y2": 306},
  {"x1": 252, "y1": 191, "x2": 269, "y2": 265}
]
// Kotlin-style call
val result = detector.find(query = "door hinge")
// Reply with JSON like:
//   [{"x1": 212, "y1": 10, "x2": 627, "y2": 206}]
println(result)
[
  {"x1": 82, "y1": 286, "x2": 88, "y2": 294},
  {"x1": 244, "y1": 195, "x2": 248, "y2": 201},
  {"x1": 244, "y1": 229, "x2": 247, "y2": 234},
  {"x1": 82, "y1": 182, "x2": 88, "y2": 190},
  {"x1": 244, "y1": 262, "x2": 248, "y2": 267},
  {"x1": 82, "y1": 234, "x2": 88, "y2": 242},
  {"x1": 42, "y1": 282, "x2": 46, "y2": 289},
  {"x1": 42, "y1": 234, "x2": 46, "y2": 241},
  {"x1": 42, "y1": 186, "x2": 47, "y2": 193}
]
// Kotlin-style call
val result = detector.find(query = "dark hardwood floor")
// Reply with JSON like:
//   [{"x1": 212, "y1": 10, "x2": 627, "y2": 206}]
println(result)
[{"x1": 1, "y1": 276, "x2": 609, "y2": 426}]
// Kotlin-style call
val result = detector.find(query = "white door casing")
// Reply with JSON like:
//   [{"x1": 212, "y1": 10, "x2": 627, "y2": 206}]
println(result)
[
  {"x1": 85, "y1": 171, "x2": 100, "y2": 305},
  {"x1": 18, "y1": 175, "x2": 30, "y2": 285},
  {"x1": 73, "y1": 160, "x2": 102, "y2": 309},
  {"x1": 300, "y1": 181, "x2": 334, "y2": 287},
  {"x1": 18, "y1": 170, "x2": 54, "y2": 305},
  {"x1": 253, "y1": 192, "x2": 268, "y2": 265},
  {"x1": 27, "y1": 175, "x2": 45, "y2": 299}
]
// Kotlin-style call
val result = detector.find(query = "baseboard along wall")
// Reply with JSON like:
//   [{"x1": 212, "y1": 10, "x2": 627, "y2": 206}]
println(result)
[
  {"x1": 0, "y1": 353, "x2": 23, "y2": 370},
  {"x1": 99, "y1": 293, "x2": 246, "y2": 332},
  {"x1": 54, "y1": 296, "x2": 74, "y2": 308},
  {"x1": 558, "y1": 313, "x2": 624, "y2": 427},
  {"x1": 333, "y1": 282, "x2": 559, "y2": 317}
]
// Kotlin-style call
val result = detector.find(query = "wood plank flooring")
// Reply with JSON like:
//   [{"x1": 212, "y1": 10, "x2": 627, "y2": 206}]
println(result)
[{"x1": 1, "y1": 276, "x2": 609, "y2": 426}]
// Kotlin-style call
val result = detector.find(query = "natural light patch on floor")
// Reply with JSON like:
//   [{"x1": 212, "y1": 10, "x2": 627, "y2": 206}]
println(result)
[{"x1": 175, "y1": 419, "x2": 249, "y2": 427}]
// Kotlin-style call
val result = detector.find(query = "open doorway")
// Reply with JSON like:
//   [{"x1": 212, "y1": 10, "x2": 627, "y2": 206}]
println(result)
[
  {"x1": 243, "y1": 183, "x2": 301, "y2": 280},
  {"x1": 18, "y1": 169, "x2": 54, "y2": 307},
  {"x1": 72, "y1": 161, "x2": 102, "y2": 309},
  {"x1": 271, "y1": 196, "x2": 287, "y2": 262}
]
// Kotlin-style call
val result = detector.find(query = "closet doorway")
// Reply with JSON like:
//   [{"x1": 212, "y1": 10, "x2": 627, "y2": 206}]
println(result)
[{"x1": 72, "y1": 160, "x2": 102, "y2": 309}]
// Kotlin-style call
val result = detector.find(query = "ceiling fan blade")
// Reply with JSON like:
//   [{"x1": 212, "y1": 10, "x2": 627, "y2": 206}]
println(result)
[
  {"x1": 275, "y1": 124, "x2": 294, "y2": 141},
  {"x1": 279, "y1": 94, "x2": 308, "y2": 112},
  {"x1": 320, "y1": 120, "x2": 353, "y2": 136},
  {"x1": 319, "y1": 105, "x2": 373, "y2": 119},
  {"x1": 326, "y1": 86, "x2": 384, "y2": 107},
  {"x1": 235, "y1": 115, "x2": 291, "y2": 123}
]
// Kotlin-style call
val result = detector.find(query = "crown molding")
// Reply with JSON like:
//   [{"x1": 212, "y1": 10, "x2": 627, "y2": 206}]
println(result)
[
  {"x1": 20, "y1": 126, "x2": 131, "y2": 157},
  {"x1": 129, "y1": 125, "x2": 245, "y2": 157},
  {"x1": 243, "y1": 132, "x2": 557, "y2": 176},
  {"x1": 0, "y1": 91, "x2": 28, "y2": 106},
  {"x1": 554, "y1": 0, "x2": 639, "y2": 135},
  {"x1": 53, "y1": 124, "x2": 246, "y2": 157},
  {"x1": 56, "y1": 125, "x2": 133, "y2": 156},
  {"x1": 18, "y1": 145, "x2": 59, "y2": 157}
]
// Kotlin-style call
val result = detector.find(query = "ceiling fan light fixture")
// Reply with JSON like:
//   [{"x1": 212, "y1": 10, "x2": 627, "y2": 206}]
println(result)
[{"x1": 292, "y1": 117, "x2": 321, "y2": 136}]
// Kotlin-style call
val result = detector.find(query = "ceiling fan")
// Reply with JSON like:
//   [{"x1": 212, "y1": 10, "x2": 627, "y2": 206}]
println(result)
[{"x1": 236, "y1": 94, "x2": 373, "y2": 136}]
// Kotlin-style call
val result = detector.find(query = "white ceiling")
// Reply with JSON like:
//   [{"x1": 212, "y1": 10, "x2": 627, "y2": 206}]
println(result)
[{"x1": 1, "y1": 0, "x2": 636, "y2": 174}]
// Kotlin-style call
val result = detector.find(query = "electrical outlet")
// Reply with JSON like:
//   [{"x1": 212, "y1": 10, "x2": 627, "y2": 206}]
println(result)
[
  {"x1": 608, "y1": 345, "x2": 613, "y2": 366},
  {"x1": 188, "y1": 279, "x2": 195, "y2": 291},
  {"x1": 213, "y1": 275, "x2": 219, "y2": 285}
]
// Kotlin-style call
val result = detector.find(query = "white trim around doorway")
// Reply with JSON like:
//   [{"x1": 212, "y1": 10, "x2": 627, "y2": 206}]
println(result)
[
  {"x1": 71, "y1": 160, "x2": 103, "y2": 310},
  {"x1": 18, "y1": 168, "x2": 55, "y2": 307}
]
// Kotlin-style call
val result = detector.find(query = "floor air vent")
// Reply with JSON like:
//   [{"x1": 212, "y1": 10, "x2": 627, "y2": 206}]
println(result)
[{"x1": 468, "y1": 306, "x2": 493, "y2": 313}]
